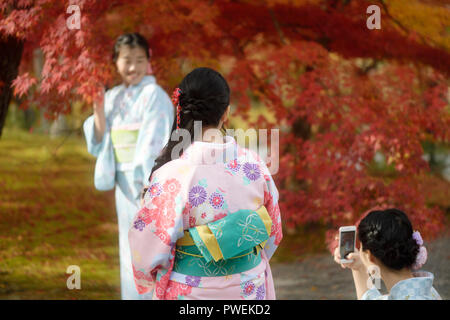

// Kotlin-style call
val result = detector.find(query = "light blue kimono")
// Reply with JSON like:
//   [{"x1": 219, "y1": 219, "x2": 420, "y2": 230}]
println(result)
[
  {"x1": 361, "y1": 271, "x2": 442, "y2": 300},
  {"x1": 83, "y1": 75, "x2": 174, "y2": 300}
]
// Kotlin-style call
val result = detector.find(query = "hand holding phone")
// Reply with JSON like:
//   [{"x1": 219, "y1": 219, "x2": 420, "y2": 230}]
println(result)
[{"x1": 339, "y1": 226, "x2": 356, "y2": 264}]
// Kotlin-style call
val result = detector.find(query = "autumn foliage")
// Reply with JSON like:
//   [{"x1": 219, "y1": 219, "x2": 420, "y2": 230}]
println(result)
[{"x1": 1, "y1": 0, "x2": 449, "y2": 248}]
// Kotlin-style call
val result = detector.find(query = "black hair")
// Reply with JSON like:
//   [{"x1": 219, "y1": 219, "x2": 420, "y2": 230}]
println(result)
[
  {"x1": 112, "y1": 32, "x2": 150, "y2": 62},
  {"x1": 358, "y1": 208, "x2": 420, "y2": 271},
  {"x1": 148, "y1": 67, "x2": 230, "y2": 181}
]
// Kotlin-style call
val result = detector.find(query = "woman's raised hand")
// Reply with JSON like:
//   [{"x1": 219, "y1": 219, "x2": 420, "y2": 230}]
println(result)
[
  {"x1": 93, "y1": 87, "x2": 106, "y2": 143},
  {"x1": 93, "y1": 87, "x2": 105, "y2": 113},
  {"x1": 333, "y1": 246, "x2": 365, "y2": 271}
]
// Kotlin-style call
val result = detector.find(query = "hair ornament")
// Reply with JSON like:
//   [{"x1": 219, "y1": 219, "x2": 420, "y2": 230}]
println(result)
[
  {"x1": 412, "y1": 231, "x2": 427, "y2": 270},
  {"x1": 172, "y1": 87, "x2": 182, "y2": 130}
]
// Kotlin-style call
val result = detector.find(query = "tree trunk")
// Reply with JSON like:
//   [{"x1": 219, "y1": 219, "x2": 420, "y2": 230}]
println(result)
[{"x1": 0, "y1": 35, "x2": 24, "y2": 138}]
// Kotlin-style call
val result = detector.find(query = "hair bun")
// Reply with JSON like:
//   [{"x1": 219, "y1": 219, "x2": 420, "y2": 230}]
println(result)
[
  {"x1": 374, "y1": 233, "x2": 419, "y2": 270},
  {"x1": 358, "y1": 209, "x2": 421, "y2": 271}
]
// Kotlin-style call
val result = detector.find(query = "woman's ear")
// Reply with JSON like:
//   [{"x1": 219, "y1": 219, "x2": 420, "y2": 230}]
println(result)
[
  {"x1": 220, "y1": 105, "x2": 231, "y2": 126},
  {"x1": 225, "y1": 105, "x2": 231, "y2": 122}
]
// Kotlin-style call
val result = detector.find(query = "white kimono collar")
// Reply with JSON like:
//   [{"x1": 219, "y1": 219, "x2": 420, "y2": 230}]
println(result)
[
  {"x1": 121, "y1": 75, "x2": 156, "y2": 96},
  {"x1": 182, "y1": 135, "x2": 238, "y2": 165}
]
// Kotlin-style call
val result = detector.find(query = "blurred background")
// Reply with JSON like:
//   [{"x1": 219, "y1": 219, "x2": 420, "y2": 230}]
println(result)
[{"x1": 0, "y1": 0, "x2": 449, "y2": 299}]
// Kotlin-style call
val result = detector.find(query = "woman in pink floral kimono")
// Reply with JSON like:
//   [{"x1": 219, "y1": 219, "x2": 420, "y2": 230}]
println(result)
[{"x1": 128, "y1": 67, "x2": 282, "y2": 300}]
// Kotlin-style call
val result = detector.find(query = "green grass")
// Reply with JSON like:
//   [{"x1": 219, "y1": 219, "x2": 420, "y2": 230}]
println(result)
[{"x1": 0, "y1": 128, "x2": 120, "y2": 299}]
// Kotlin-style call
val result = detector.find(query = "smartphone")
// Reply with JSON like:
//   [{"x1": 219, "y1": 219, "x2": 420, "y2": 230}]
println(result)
[{"x1": 339, "y1": 226, "x2": 356, "y2": 263}]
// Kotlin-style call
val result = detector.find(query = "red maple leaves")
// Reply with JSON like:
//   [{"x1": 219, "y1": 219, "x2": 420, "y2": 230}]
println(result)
[
  {"x1": 11, "y1": 72, "x2": 36, "y2": 97},
  {"x1": 2, "y1": 0, "x2": 448, "y2": 243}
]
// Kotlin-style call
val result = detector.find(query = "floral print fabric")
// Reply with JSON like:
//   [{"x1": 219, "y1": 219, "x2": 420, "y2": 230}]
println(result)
[{"x1": 128, "y1": 136, "x2": 282, "y2": 299}]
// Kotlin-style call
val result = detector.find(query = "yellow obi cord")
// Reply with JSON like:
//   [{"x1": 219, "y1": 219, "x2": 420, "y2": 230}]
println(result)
[
  {"x1": 255, "y1": 205, "x2": 272, "y2": 249},
  {"x1": 176, "y1": 228, "x2": 224, "y2": 261}
]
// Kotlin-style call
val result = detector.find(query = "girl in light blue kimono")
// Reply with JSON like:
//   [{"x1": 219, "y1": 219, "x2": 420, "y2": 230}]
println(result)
[
  {"x1": 333, "y1": 208, "x2": 442, "y2": 300},
  {"x1": 83, "y1": 33, "x2": 174, "y2": 300}
]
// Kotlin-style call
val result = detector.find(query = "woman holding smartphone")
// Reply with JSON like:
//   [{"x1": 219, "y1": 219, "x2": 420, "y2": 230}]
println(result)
[{"x1": 333, "y1": 208, "x2": 441, "y2": 300}]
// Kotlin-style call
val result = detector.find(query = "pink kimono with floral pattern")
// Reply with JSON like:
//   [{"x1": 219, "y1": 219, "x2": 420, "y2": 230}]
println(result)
[{"x1": 128, "y1": 136, "x2": 282, "y2": 300}]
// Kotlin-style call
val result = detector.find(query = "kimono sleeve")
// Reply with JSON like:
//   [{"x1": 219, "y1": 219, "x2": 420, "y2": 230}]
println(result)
[
  {"x1": 128, "y1": 171, "x2": 185, "y2": 295},
  {"x1": 261, "y1": 163, "x2": 283, "y2": 260},
  {"x1": 132, "y1": 86, "x2": 174, "y2": 199},
  {"x1": 83, "y1": 90, "x2": 116, "y2": 191}
]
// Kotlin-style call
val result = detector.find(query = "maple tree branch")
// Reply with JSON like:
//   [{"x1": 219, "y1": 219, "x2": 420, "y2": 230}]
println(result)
[
  {"x1": 269, "y1": 8, "x2": 287, "y2": 45},
  {"x1": 376, "y1": 0, "x2": 443, "y2": 50},
  {"x1": 377, "y1": 0, "x2": 411, "y2": 35}
]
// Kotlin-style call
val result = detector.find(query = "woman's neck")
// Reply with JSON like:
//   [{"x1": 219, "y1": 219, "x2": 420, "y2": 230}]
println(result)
[
  {"x1": 200, "y1": 127, "x2": 225, "y2": 144},
  {"x1": 381, "y1": 267, "x2": 414, "y2": 292}
]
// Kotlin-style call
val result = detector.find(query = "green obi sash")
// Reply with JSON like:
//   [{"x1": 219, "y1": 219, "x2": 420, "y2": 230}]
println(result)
[
  {"x1": 174, "y1": 206, "x2": 272, "y2": 277},
  {"x1": 173, "y1": 244, "x2": 262, "y2": 277},
  {"x1": 110, "y1": 127, "x2": 140, "y2": 163}
]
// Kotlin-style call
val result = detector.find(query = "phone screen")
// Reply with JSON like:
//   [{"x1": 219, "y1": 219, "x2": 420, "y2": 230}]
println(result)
[{"x1": 340, "y1": 231, "x2": 355, "y2": 259}]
